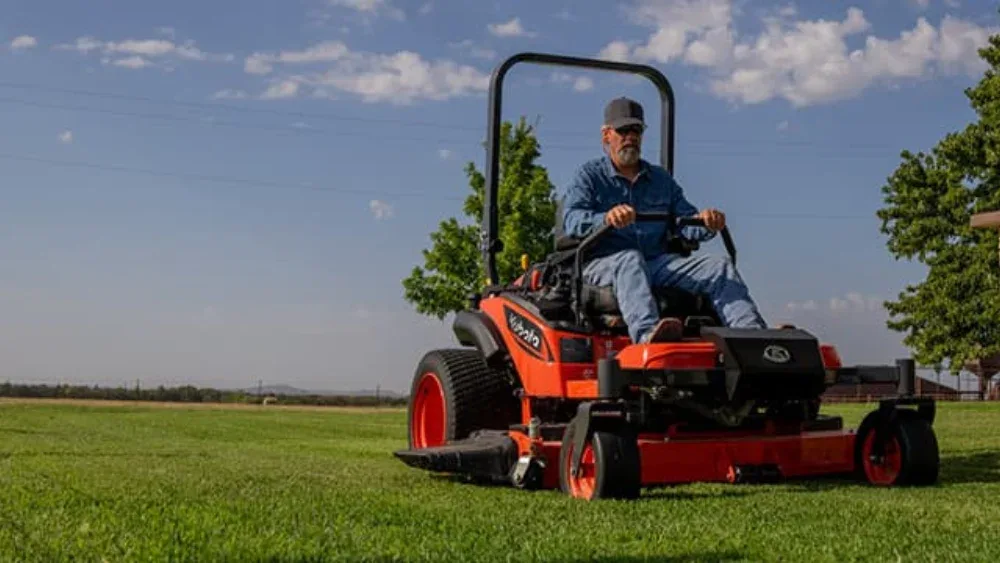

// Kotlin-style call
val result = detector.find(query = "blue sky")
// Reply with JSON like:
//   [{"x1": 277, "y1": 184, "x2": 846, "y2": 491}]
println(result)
[{"x1": 1, "y1": 0, "x2": 997, "y2": 393}]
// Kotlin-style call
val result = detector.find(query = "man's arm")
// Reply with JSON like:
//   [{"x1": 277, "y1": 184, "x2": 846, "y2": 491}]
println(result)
[
  {"x1": 669, "y1": 176, "x2": 716, "y2": 242},
  {"x1": 559, "y1": 167, "x2": 606, "y2": 238}
]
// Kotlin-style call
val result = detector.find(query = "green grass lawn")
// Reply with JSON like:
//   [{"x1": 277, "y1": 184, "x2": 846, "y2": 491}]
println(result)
[{"x1": 1, "y1": 399, "x2": 998, "y2": 562}]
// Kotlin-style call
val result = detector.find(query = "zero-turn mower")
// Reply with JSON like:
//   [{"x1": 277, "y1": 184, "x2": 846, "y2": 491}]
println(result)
[{"x1": 393, "y1": 52, "x2": 940, "y2": 500}]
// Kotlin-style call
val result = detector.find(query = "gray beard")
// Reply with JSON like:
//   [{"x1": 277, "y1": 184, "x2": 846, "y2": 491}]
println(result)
[{"x1": 617, "y1": 146, "x2": 640, "y2": 166}]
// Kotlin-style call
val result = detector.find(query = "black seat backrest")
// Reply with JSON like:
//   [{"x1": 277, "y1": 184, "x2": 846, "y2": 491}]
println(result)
[
  {"x1": 552, "y1": 199, "x2": 582, "y2": 251},
  {"x1": 555, "y1": 236, "x2": 581, "y2": 251}
]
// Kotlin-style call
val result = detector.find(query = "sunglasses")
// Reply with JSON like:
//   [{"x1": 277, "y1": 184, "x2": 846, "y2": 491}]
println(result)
[{"x1": 615, "y1": 125, "x2": 645, "y2": 136}]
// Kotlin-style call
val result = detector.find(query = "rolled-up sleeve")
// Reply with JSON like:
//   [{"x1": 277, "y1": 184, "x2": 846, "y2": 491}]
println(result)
[{"x1": 559, "y1": 167, "x2": 606, "y2": 238}]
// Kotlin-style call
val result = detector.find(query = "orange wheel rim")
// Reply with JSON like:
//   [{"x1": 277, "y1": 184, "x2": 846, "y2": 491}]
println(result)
[
  {"x1": 411, "y1": 372, "x2": 445, "y2": 448},
  {"x1": 566, "y1": 442, "x2": 597, "y2": 499},
  {"x1": 863, "y1": 430, "x2": 902, "y2": 485}
]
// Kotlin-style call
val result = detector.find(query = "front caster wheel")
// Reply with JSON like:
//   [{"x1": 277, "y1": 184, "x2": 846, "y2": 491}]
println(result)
[
  {"x1": 558, "y1": 419, "x2": 641, "y2": 500},
  {"x1": 855, "y1": 410, "x2": 939, "y2": 487}
]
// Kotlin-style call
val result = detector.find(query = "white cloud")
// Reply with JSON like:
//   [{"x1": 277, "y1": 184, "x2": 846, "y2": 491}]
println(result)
[
  {"x1": 245, "y1": 41, "x2": 349, "y2": 75},
  {"x1": 785, "y1": 299, "x2": 818, "y2": 312},
  {"x1": 598, "y1": 41, "x2": 632, "y2": 62},
  {"x1": 57, "y1": 130, "x2": 73, "y2": 144},
  {"x1": 244, "y1": 42, "x2": 490, "y2": 105},
  {"x1": 56, "y1": 36, "x2": 103, "y2": 54},
  {"x1": 488, "y1": 18, "x2": 537, "y2": 38},
  {"x1": 418, "y1": 3, "x2": 433, "y2": 15},
  {"x1": 777, "y1": 120, "x2": 789, "y2": 131},
  {"x1": 787, "y1": 292, "x2": 883, "y2": 315},
  {"x1": 601, "y1": 1, "x2": 998, "y2": 107},
  {"x1": 10, "y1": 35, "x2": 37, "y2": 50},
  {"x1": 327, "y1": 0, "x2": 404, "y2": 20},
  {"x1": 322, "y1": 52, "x2": 488, "y2": 104},
  {"x1": 369, "y1": 199, "x2": 394, "y2": 220},
  {"x1": 438, "y1": 148, "x2": 453, "y2": 159},
  {"x1": 552, "y1": 72, "x2": 595, "y2": 92},
  {"x1": 112, "y1": 55, "x2": 152, "y2": 69},
  {"x1": 105, "y1": 39, "x2": 175, "y2": 57},
  {"x1": 574, "y1": 77, "x2": 595, "y2": 91},
  {"x1": 261, "y1": 80, "x2": 301, "y2": 100},
  {"x1": 211, "y1": 89, "x2": 248, "y2": 100},
  {"x1": 54, "y1": 34, "x2": 232, "y2": 71}
]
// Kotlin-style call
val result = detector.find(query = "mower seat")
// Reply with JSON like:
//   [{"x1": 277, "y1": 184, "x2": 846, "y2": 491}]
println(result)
[
  {"x1": 582, "y1": 284, "x2": 713, "y2": 322},
  {"x1": 552, "y1": 235, "x2": 717, "y2": 324}
]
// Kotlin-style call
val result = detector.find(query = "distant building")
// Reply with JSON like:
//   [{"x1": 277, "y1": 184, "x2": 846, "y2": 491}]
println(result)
[{"x1": 822, "y1": 373, "x2": 961, "y2": 402}]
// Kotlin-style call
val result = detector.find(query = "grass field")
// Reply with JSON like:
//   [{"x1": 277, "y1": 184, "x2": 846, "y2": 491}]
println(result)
[{"x1": 1, "y1": 399, "x2": 998, "y2": 562}]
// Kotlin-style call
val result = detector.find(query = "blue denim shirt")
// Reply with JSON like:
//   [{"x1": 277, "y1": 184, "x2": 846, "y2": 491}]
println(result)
[{"x1": 557, "y1": 156, "x2": 714, "y2": 259}]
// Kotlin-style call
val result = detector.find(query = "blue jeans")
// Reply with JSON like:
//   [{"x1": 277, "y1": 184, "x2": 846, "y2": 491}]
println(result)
[{"x1": 583, "y1": 249, "x2": 767, "y2": 343}]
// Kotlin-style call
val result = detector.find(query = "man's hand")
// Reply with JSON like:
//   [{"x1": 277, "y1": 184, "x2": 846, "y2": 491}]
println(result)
[
  {"x1": 697, "y1": 208, "x2": 726, "y2": 232},
  {"x1": 605, "y1": 204, "x2": 636, "y2": 228}
]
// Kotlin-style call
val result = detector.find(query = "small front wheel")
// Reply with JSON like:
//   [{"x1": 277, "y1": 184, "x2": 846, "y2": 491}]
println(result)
[
  {"x1": 558, "y1": 419, "x2": 641, "y2": 500},
  {"x1": 855, "y1": 410, "x2": 939, "y2": 487}
]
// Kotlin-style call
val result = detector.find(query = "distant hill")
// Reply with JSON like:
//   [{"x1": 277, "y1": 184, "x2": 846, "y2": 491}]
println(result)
[{"x1": 243, "y1": 385, "x2": 404, "y2": 398}]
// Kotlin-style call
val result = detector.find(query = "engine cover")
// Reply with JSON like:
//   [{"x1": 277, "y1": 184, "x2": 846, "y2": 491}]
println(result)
[{"x1": 699, "y1": 327, "x2": 827, "y2": 401}]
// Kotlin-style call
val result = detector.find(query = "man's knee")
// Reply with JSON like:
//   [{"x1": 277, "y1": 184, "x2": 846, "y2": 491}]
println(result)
[
  {"x1": 610, "y1": 249, "x2": 646, "y2": 275},
  {"x1": 693, "y1": 255, "x2": 741, "y2": 285}
]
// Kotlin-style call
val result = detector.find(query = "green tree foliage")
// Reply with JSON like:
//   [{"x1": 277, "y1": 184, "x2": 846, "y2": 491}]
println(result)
[
  {"x1": 876, "y1": 34, "x2": 1000, "y2": 373},
  {"x1": 403, "y1": 117, "x2": 557, "y2": 318}
]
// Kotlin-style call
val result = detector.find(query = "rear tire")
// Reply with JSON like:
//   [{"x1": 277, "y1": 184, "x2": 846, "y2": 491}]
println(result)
[
  {"x1": 558, "y1": 419, "x2": 641, "y2": 500},
  {"x1": 407, "y1": 349, "x2": 519, "y2": 449},
  {"x1": 855, "y1": 410, "x2": 939, "y2": 487}
]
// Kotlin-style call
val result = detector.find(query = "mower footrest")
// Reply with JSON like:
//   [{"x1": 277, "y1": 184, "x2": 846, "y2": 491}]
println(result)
[{"x1": 393, "y1": 431, "x2": 517, "y2": 481}]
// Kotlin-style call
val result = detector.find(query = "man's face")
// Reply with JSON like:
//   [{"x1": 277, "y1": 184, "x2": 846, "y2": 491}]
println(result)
[{"x1": 604, "y1": 124, "x2": 643, "y2": 167}]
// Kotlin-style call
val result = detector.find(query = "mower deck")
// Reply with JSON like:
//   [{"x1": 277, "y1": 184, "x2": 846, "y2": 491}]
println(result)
[{"x1": 395, "y1": 418, "x2": 859, "y2": 490}]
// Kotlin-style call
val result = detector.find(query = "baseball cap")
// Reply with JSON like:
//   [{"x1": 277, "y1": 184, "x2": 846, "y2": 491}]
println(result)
[{"x1": 604, "y1": 97, "x2": 645, "y2": 130}]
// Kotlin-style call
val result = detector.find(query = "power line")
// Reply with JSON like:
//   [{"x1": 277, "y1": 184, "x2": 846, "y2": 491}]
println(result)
[
  {"x1": 0, "y1": 151, "x2": 885, "y2": 220},
  {"x1": 0, "y1": 80, "x2": 484, "y2": 132},
  {"x1": 0, "y1": 95, "x2": 901, "y2": 159},
  {"x1": 0, "y1": 152, "x2": 464, "y2": 200},
  {"x1": 0, "y1": 80, "x2": 908, "y2": 151},
  {"x1": 0, "y1": 81, "x2": 494, "y2": 133}
]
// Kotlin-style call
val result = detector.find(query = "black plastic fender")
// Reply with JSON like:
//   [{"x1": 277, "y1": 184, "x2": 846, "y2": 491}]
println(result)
[{"x1": 453, "y1": 310, "x2": 507, "y2": 368}]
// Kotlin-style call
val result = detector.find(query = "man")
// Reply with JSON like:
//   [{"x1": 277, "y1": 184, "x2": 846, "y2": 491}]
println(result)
[{"x1": 557, "y1": 97, "x2": 767, "y2": 343}]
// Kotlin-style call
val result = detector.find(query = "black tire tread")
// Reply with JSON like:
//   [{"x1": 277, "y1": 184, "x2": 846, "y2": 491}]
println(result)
[
  {"x1": 409, "y1": 349, "x2": 518, "y2": 448},
  {"x1": 895, "y1": 413, "x2": 939, "y2": 486}
]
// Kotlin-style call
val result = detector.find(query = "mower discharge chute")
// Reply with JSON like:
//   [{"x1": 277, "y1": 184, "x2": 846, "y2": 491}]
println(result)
[{"x1": 393, "y1": 52, "x2": 940, "y2": 500}]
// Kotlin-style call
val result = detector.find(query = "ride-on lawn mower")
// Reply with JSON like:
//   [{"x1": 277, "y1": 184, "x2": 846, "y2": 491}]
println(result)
[{"x1": 393, "y1": 52, "x2": 940, "y2": 500}]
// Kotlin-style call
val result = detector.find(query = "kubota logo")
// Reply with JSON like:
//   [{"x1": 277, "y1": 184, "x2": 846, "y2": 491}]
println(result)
[
  {"x1": 505, "y1": 307, "x2": 542, "y2": 352},
  {"x1": 763, "y1": 344, "x2": 791, "y2": 364}
]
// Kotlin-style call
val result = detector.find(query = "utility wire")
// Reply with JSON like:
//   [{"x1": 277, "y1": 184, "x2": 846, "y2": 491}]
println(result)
[
  {"x1": 0, "y1": 152, "x2": 887, "y2": 220},
  {"x1": 0, "y1": 153, "x2": 465, "y2": 200},
  {"x1": 0, "y1": 96, "x2": 900, "y2": 158},
  {"x1": 0, "y1": 81, "x2": 484, "y2": 132},
  {"x1": 0, "y1": 80, "x2": 907, "y2": 151}
]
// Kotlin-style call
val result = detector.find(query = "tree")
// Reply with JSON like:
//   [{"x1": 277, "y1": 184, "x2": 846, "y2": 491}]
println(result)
[
  {"x1": 876, "y1": 33, "x2": 1000, "y2": 385},
  {"x1": 403, "y1": 118, "x2": 557, "y2": 319}
]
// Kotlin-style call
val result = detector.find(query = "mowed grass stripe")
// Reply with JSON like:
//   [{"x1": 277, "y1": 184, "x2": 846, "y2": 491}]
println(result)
[{"x1": 0, "y1": 400, "x2": 997, "y2": 561}]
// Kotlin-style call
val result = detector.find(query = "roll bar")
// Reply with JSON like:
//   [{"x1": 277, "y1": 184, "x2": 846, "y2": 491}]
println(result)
[{"x1": 481, "y1": 52, "x2": 677, "y2": 285}]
